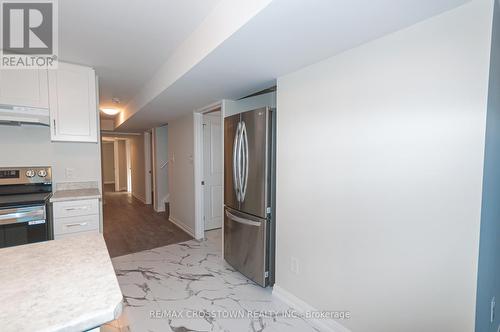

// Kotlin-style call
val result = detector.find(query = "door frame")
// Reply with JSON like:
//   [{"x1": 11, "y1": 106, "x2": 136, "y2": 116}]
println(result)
[
  {"x1": 194, "y1": 101, "x2": 225, "y2": 240},
  {"x1": 126, "y1": 139, "x2": 132, "y2": 193},
  {"x1": 112, "y1": 138, "x2": 131, "y2": 193},
  {"x1": 113, "y1": 139, "x2": 120, "y2": 192},
  {"x1": 144, "y1": 131, "x2": 153, "y2": 205},
  {"x1": 151, "y1": 128, "x2": 158, "y2": 210}
]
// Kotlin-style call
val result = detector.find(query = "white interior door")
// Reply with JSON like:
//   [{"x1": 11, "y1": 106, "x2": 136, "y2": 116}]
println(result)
[{"x1": 203, "y1": 113, "x2": 223, "y2": 230}]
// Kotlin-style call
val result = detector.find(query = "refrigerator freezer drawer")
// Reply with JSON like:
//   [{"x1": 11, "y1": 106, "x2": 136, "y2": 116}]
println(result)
[{"x1": 224, "y1": 207, "x2": 268, "y2": 286}]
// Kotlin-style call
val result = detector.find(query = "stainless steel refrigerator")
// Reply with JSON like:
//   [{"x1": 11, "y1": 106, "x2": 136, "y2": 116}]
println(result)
[{"x1": 224, "y1": 107, "x2": 276, "y2": 287}]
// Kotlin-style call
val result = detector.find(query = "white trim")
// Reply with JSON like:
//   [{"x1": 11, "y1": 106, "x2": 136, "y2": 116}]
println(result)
[
  {"x1": 144, "y1": 131, "x2": 152, "y2": 205},
  {"x1": 168, "y1": 216, "x2": 195, "y2": 237},
  {"x1": 193, "y1": 100, "x2": 224, "y2": 241},
  {"x1": 101, "y1": 131, "x2": 141, "y2": 136},
  {"x1": 113, "y1": 140, "x2": 120, "y2": 192},
  {"x1": 96, "y1": 75, "x2": 103, "y2": 234},
  {"x1": 193, "y1": 112, "x2": 204, "y2": 240},
  {"x1": 126, "y1": 139, "x2": 132, "y2": 193},
  {"x1": 151, "y1": 128, "x2": 158, "y2": 211},
  {"x1": 272, "y1": 285, "x2": 351, "y2": 332},
  {"x1": 132, "y1": 192, "x2": 146, "y2": 204},
  {"x1": 103, "y1": 181, "x2": 115, "y2": 185},
  {"x1": 154, "y1": 205, "x2": 166, "y2": 213}
]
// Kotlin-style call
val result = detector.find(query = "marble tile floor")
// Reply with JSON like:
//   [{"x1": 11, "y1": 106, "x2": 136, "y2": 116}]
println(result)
[{"x1": 102, "y1": 229, "x2": 324, "y2": 332}]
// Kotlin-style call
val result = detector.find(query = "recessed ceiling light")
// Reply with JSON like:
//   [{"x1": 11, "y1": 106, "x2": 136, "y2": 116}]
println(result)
[{"x1": 101, "y1": 108, "x2": 120, "y2": 116}]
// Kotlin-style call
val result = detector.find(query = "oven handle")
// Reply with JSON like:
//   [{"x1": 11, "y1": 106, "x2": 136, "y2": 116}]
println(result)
[{"x1": 0, "y1": 207, "x2": 46, "y2": 225}]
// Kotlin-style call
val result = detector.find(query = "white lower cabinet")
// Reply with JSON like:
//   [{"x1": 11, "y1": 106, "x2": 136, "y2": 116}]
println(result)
[{"x1": 53, "y1": 199, "x2": 100, "y2": 239}]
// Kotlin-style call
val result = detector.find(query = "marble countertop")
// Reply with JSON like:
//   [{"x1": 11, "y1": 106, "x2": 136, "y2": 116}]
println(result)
[
  {"x1": 0, "y1": 234, "x2": 123, "y2": 332},
  {"x1": 50, "y1": 188, "x2": 101, "y2": 202}
]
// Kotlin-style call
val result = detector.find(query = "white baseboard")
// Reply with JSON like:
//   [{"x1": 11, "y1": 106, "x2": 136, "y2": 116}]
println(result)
[
  {"x1": 168, "y1": 216, "x2": 195, "y2": 238},
  {"x1": 103, "y1": 181, "x2": 115, "y2": 184},
  {"x1": 154, "y1": 204, "x2": 165, "y2": 213},
  {"x1": 272, "y1": 285, "x2": 351, "y2": 332},
  {"x1": 132, "y1": 192, "x2": 146, "y2": 204}
]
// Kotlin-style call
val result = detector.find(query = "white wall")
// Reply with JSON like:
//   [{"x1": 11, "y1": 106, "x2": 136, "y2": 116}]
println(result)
[
  {"x1": 154, "y1": 125, "x2": 169, "y2": 211},
  {"x1": 102, "y1": 142, "x2": 115, "y2": 183},
  {"x1": 168, "y1": 113, "x2": 195, "y2": 236},
  {"x1": 0, "y1": 125, "x2": 101, "y2": 186},
  {"x1": 100, "y1": 119, "x2": 114, "y2": 131},
  {"x1": 275, "y1": 1, "x2": 493, "y2": 331}
]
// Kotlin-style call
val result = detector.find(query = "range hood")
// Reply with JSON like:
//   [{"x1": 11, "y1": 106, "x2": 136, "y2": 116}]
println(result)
[{"x1": 0, "y1": 105, "x2": 49, "y2": 126}]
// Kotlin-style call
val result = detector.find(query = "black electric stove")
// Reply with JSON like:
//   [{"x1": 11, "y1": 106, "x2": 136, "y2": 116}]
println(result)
[{"x1": 0, "y1": 167, "x2": 53, "y2": 248}]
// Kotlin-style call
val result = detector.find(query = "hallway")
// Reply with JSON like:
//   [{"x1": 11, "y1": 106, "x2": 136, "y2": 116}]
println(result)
[{"x1": 103, "y1": 185, "x2": 192, "y2": 257}]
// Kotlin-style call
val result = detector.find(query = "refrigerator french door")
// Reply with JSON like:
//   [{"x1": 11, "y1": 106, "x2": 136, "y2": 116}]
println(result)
[{"x1": 224, "y1": 107, "x2": 275, "y2": 287}]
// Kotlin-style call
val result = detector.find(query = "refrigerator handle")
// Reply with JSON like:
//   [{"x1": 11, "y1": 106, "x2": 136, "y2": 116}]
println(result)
[
  {"x1": 226, "y1": 209, "x2": 261, "y2": 227},
  {"x1": 237, "y1": 121, "x2": 245, "y2": 202},
  {"x1": 232, "y1": 122, "x2": 242, "y2": 202},
  {"x1": 240, "y1": 121, "x2": 249, "y2": 202}
]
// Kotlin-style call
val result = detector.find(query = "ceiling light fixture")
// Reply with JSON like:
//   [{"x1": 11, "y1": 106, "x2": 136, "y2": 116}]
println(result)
[{"x1": 101, "y1": 108, "x2": 120, "y2": 116}]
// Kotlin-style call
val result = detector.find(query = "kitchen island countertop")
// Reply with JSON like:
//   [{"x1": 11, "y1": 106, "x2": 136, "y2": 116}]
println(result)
[{"x1": 0, "y1": 233, "x2": 123, "y2": 332}]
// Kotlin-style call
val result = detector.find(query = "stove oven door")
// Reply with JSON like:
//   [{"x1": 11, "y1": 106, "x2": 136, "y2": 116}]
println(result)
[{"x1": 0, "y1": 205, "x2": 48, "y2": 248}]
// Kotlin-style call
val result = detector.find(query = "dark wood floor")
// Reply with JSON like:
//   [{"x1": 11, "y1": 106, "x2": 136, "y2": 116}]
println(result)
[{"x1": 102, "y1": 184, "x2": 192, "y2": 258}]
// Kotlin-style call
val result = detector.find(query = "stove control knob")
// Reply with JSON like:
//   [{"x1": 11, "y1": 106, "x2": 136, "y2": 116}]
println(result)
[
  {"x1": 38, "y1": 169, "x2": 47, "y2": 178},
  {"x1": 26, "y1": 169, "x2": 35, "y2": 178}
]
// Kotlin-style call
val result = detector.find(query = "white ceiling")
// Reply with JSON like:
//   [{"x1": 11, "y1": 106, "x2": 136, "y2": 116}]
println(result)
[
  {"x1": 58, "y1": 0, "x2": 221, "y2": 109},
  {"x1": 117, "y1": 0, "x2": 469, "y2": 131},
  {"x1": 57, "y1": 0, "x2": 470, "y2": 131}
]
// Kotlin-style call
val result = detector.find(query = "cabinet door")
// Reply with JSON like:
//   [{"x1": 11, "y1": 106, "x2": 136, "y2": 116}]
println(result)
[
  {"x1": 49, "y1": 63, "x2": 98, "y2": 142},
  {"x1": 0, "y1": 69, "x2": 49, "y2": 109}
]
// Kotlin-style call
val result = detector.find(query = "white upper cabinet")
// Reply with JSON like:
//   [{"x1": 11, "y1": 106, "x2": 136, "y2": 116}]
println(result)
[
  {"x1": 49, "y1": 62, "x2": 98, "y2": 143},
  {"x1": 0, "y1": 69, "x2": 49, "y2": 109}
]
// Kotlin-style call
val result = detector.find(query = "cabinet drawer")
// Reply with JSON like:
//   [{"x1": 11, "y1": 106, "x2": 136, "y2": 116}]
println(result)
[
  {"x1": 54, "y1": 214, "x2": 99, "y2": 236},
  {"x1": 53, "y1": 199, "x2": 99, "y2": 218}
]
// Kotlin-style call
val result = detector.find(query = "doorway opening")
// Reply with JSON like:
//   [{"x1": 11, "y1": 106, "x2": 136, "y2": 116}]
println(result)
[
  {"x1": 100, "y1": 132, "x2": 191, "y2": 257},
  {"x1": 101, "y1": 137, "x2": 131, "y2": 194}
]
